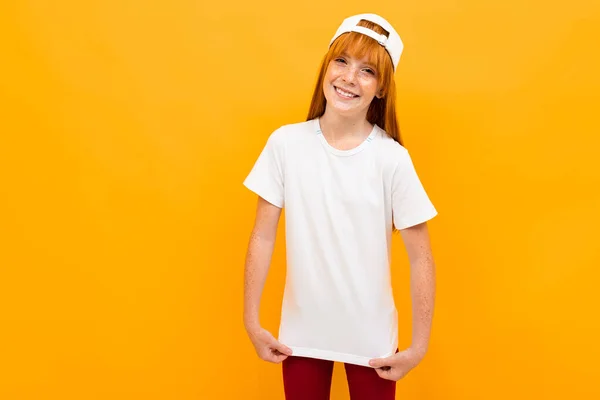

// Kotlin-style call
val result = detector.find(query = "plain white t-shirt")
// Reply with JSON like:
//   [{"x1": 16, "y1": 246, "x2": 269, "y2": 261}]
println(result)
[{"x1": 243, "y1": 117, "x2": 438, "y2": 367}]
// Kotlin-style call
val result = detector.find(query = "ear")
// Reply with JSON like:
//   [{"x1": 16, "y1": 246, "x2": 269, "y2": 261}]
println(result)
[{"x1": 376, "y1": 90, "x2": 385, "y2": 99}]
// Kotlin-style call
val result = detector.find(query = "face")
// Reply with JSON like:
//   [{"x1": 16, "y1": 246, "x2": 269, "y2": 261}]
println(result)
[{"x1": 322, "y1": 52, "x2": 382, "y2": 117}]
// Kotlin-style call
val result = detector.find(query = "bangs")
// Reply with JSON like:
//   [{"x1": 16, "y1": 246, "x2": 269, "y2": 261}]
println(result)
[{"x1": 329, "y1": 31, "x2": 392, "y2": 74}]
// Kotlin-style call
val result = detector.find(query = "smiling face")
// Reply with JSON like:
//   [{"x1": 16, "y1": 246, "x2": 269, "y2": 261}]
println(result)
[
  {"x1": 306, "y1": 21, "x2": 397, "y2": 135},
  {"x1": 322, "y1": 52, "x2": 382, "y2": 118}
]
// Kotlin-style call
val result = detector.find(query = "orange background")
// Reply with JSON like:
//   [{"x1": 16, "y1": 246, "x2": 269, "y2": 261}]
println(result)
[{"x1": 1, "y1": 0, "x2": 599, "y2": 399}]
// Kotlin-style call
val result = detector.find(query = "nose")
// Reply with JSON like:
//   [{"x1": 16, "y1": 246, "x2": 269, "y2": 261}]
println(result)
[{"x1": 342, "y1": 65, "x2": 358, "y2": 85}]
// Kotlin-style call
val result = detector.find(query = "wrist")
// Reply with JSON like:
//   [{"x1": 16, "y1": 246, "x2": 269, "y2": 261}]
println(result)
[
  {"x1": 408, "y1": 344, "x2": 428, "y2": 360},
  {"x1": 243, "y1": 314, "x2": 261, "y2": 333}
]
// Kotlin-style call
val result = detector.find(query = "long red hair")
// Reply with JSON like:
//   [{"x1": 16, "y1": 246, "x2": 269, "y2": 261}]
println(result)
[{"x1": 306, "y1": 19, "x2": 403, "y2": 146}]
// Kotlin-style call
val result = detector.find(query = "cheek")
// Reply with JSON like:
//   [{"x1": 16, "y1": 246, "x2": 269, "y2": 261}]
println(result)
[
  {"x1": 360, "y1": 79, "x2": 379, "y2": 97},
  {"x1": 325, "y1": 67, "x2": 340, "y2": 82}
]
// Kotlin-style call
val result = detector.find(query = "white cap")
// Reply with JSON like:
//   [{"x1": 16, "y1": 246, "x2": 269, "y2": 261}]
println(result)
[{"x1": 329, "y1": 13, "x2": 404, "y2": 71}]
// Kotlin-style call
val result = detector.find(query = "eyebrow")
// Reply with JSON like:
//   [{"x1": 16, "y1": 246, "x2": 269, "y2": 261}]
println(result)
[{"x1": 340, "y1": 52, "x2": 377, "y2": 70}]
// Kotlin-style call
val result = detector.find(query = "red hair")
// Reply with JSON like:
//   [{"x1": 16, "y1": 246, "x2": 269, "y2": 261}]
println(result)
[{"x1": 306, "y1": 19, "x2": 403, "y2": 146}]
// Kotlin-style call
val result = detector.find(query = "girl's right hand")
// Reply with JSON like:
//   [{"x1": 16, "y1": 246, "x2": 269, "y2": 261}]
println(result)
[{"x1": 247, "y1": 326, "x2": 293, "y2": 363}]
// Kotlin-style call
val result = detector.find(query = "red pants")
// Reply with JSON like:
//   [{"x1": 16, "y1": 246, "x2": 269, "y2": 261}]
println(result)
[{"x1": 282, "y1": 355, "x2": 396, "y2": 400}]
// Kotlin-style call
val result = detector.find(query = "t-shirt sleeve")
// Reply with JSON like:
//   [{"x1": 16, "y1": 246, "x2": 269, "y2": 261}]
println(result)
[
  {"x1": 243, "y1": 129, "x2": 285, "y2": 208},
  {"x1": 392, "y1": 149, "x2": 438, "y2": 230}
]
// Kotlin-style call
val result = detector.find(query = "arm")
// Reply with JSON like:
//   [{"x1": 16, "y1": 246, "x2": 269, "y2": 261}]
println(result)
[
  {"x1": 400, "y1": 221, "x2": 436, "y2": 359},
  {"x1": 244, "y1": 196, "x2": 282, "y2": 331},
  {"x1": 244, "y1": 196, "x2": 292, "y2": 363},
  {"x1": 369, "y1": 221, "x2": 436, "y2": 380}
]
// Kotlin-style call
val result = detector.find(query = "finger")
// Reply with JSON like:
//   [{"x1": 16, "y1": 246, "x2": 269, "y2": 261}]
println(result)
[
  {"x1": 375, "y1": 367, "x2": 395, "y2": 381},
  {"x1": 261, "y1": 349, "x2": 277, "y2": 363},
  {"x1": 272, "y1": 353, "x2": 289, "y2": 364},
  {"x1": 375, "y1": 367, "x2": 398, "y2": 381},
  {"x1": 369, "y1": 357, "x2": 391, "y2": 368},
  {"x1": 265, "y1": 349, "x2": 289, "y2": 363},
  {"x1": 270, "y1": 339, "x2": 293, "y2": 356}
]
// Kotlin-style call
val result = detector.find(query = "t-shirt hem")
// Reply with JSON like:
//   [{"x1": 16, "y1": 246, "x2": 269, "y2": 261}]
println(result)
[
  {"x1": 243, "y1": 180, "x2": 284, "y2": 208},
  {"x1": 287, "y1": 346, "x2": 395, "y2": 368},
  {"x1": 395, "y1": 208, "x2": 438, "y2": 230}
]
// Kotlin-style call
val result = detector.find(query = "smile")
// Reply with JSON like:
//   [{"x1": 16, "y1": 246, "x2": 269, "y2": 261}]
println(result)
[{"x1": 334, "y1": 86, "x2": 358, "y2": 99}]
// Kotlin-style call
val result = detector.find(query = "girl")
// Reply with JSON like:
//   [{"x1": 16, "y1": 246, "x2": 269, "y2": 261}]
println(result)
[{"x1": 243, "y1": 13, "x2": 438, "y2": 400}]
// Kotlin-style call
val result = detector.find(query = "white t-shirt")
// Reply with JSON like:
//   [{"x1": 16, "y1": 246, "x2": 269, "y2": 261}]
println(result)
[{"x1": 243, "y1": 117, "x2": 438, "y2": 367}]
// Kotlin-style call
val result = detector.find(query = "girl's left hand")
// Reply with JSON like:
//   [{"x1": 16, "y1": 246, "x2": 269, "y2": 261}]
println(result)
[{"x1": 368, "y1": 347, "x2": 425, "y2": 381}]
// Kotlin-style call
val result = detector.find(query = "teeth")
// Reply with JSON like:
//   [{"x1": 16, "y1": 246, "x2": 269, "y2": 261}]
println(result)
[{"x1": 335, "y1": 87, "x2": 356, "y2": 98}]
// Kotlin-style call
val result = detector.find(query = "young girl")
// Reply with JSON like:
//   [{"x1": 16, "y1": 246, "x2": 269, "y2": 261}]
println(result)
[{"x1": 243, "y1": 13, "x2": 438, "y2": 400}]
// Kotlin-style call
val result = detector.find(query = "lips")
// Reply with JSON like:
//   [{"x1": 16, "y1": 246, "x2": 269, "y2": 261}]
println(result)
[{"x1": 334, "y1": 86, "x2": 359, "y2": 99}]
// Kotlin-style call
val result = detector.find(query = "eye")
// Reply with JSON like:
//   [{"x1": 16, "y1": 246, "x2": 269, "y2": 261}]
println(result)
[
  {"x1": 334, "y1": 57, "x2": 347, "y2": 63},
  {"x1": 363, "y1": 68, "x2": 375, "y2": 75}
]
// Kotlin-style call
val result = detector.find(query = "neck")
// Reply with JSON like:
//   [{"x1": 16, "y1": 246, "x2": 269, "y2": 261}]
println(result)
[{"x1": 319, "y1": 109, "x2": 372, "y2": 140}]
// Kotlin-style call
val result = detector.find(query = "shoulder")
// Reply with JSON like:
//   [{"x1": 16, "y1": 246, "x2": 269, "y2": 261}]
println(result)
[
  {"x1": 371, "y1": 126, "x2": 423, "y2": 181},
  {"x1": 273, "y1": 119, "x2": 316, "y2": 138},
  {"x1": 372, "y1": 125, "x2": 410, "y2": 162},
  {"x1": 266, "y1": 119, "x2": 317, "y2": 147}
]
